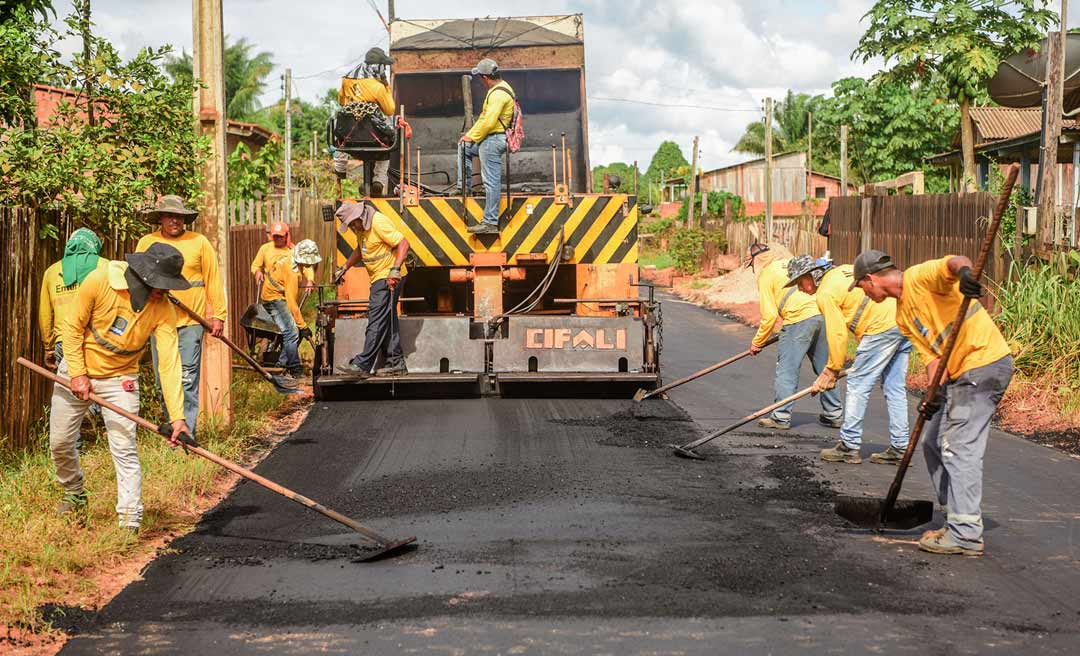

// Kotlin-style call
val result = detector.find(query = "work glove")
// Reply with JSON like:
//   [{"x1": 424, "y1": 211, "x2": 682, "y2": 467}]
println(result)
[
  {"x1": 811, "y1": 368, "x2": 839, "y2": 394},
  {"x1": 387, "y1": 266, "x2": 402, "y2": 291},
  {"x1": 919, "y1": 390, "x2": 944, "y2": 420},
  {"x1": 334, "y1": 266, "x2": 347, "y2": 285},
  {"x1": 957, "y1": 266, "x2": 983, "y2": 299},
  {"x1": 298, "y1": 327, "x2": 312, "y2": 341},
  {"x1": 44, "y1": 348, "x2": 57, "y2": 370}
]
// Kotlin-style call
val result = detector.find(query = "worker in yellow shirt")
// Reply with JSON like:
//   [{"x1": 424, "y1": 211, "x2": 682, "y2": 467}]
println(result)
[
  {"x1": 458, "y1": 58, "x2": 515, "y2": 234},
  {"x1": 259, "y1": 236, "x2": 320, "y2": 377},
  {"x1": 136, "y1": 195, "x2": 227, "y2": 442},
  {"x1": 39, "y1": 228, "x2": 109, "y2": 368},
  {"x1": 851, "y1": 249, "x2": 1013, "y2": 557},
  {"x1": 251, "y1": 222, "x2": 314, "y2": 291},
  {"x1": 333, "y1": 200, "x2": 410, "y2": 378},
  {"x1": 335, "y1": 47, "x2": 397, "y2": 197},
  {"x1": 51, "y1": 243, "x2": 192, "y2": 533},
  {"x1": 748, "y1": 247, "x2": 842, "y2": 430},
  {"x1": 785, "y1": 257, "x2": 911, "y2": 465}
]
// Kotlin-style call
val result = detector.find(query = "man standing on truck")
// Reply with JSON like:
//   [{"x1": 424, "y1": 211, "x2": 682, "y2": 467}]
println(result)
[
  {"x1": 334, "y1": 200, "x2": 411, "y2": 378},
  {"x1": 458, "y1": 58, "x2": 515, "y2": 235},
  {"x1": 336, "y1": 47, "x2": 397, "y2": 197}
]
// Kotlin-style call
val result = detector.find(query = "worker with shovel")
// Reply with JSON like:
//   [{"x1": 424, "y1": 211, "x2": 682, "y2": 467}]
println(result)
[
  {"x1": 785, "y1": 257, "x2": 911, "y2": 466},
  {"x1": 50, "y1": 243, "x2": 193, "y2": 533},
  {"x1": 752, "y1": 250, "x2": 843, "y2": 431},
  {"x1": 252, "y1": 222, "x2": 315, "y2": 292},
  {"x1": 136, "y1": 195, "x2": 227, "y2": 442},
  {"x1": 334, "y1": 200, "x2": 410, "y2": 378},
  {"x1": 258, "y1": 236, "x2": 321, "y2": 379},
  {"x1": 850, "y1": 249, "x2": 1013, "y2": 557}
]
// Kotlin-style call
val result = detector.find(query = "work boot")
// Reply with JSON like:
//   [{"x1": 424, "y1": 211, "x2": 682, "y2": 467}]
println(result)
[
  {"x1": 818, "y1": 414, "x2": 842, "y2": 429},
  {"x1": 286, "y1": 367, "x2": 305, "y2": 379},
  {"x1": 869, "y1": 446, "x2": 905, "y2": 465},
  {"x1": 57, "y1": 491, "x2": 88, "y2": 522},
  {"x1": 374, "y1": 362, "x2": 408, "y2": 377},
  {"x1": 467, "y1": 223, "x2": 499, "y2": 235},
  {"x1": 918, "y1": 527, "x2": 983, "y2": 557},
  {"x1": 820, "y1": 441, "x2": 862, "y2": 464},
  {"x1": 335, "y1": 363, "x2": 370, "y2": 379},
  {"x1": 757, "y1": 417, "x2": 790, "y2": 430},
  {"x1": 371, "y1": 182, "x2": 384, "y2": 197}
]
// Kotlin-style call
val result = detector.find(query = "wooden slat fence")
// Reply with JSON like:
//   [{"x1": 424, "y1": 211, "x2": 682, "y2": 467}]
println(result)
[{"x1": 700, "y1": 215, "x2": 828, "y2": 272}]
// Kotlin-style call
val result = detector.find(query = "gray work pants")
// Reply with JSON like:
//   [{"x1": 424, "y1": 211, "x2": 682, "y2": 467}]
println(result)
[{"x1": 923, "y1": 355, "x2": 1013, "y2": 549}]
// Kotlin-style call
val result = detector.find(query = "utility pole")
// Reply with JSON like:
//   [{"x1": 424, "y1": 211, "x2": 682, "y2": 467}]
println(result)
[
  {"x1": 687, "y1": 136, "x2": 699, "y2": 229},
  {"x1": 192, "y1": 0, "x2": 232, "y2": 421},
  {"x1": 1038, "y1": 16, "x2": 1065, "y2": 253},
  {"x1": 81, "y1": 0, "x2": 95, "y2": 127},
  {"x1": 310, "y1": 132, "x2": 317, "y2": 199},
  {"x1": 283, "y1": 68, "x2": 293, "y2": 223},
  {"x1": 806, "y1": 111, "x2": 813, "y2": 200},
  {"x1": 840, "y1": 125, "x2": 848, "y2": 197},
  {"x1": 388, "y1": 0, "x2": 395, "y2": 21},
  {"x1": 764, "y1": 97, "x2": 773, "y2": 239}
]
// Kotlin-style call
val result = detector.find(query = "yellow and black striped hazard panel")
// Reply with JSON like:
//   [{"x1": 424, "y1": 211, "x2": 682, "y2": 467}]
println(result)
[{"x1": 336, "y1": 195, "x2": 638, "y2": 267}]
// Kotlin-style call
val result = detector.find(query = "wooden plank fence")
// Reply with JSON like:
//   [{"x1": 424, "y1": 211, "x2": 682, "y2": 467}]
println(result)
[{"x1": 698, "y1": 215, "x2": 829, "y2": 271}]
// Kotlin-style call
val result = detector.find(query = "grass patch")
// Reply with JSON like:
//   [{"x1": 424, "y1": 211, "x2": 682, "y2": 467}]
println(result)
[
  {"x1": 639, "y1": 250, "x2": 675, "y2": 270},
  {"x1": 0, "y1": 369, "x2": 292, "y2": 634}
]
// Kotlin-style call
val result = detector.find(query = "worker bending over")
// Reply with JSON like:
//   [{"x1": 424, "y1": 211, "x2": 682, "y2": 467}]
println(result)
[
  {"x1": 851, "y1": 249, "x2": 1013, "y2": 557},
  {"x1": 336, "y1": 47, "x2": 396, "y2": 197},
  {"x1": 50, "y1": 243, "x2": 192, "y2": 533},
  {"x1": 258, "y1": 235, "x2": 319, "y2": 378},
  {"x1": 458, "y1": 57, "x2": 515, "y2": 235},
  {"x1": 334, "y1": 200, "x2": 410, "y2": 378},
  {"x1": 137, "y1": 196, "x2": 227, "y2": 441},
  {"x1": 785, "y1": 258, "x2": 911, "y2": 465},
  {"x1": 39, "y1": 228, "x2": 108, "y2": 369},
  {"x1": 750, "y1": 247, "x2": 843, "y2": 430}
]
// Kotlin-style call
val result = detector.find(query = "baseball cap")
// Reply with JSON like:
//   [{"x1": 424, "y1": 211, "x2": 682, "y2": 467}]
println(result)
[
  {"x1": 471, "y1": 58, "x2": 499, "y2": 76},
  {"x1": 269, "y1": 222, "x2": 289, "y2": 237},
  {"x1": 849, "y1": 249, "x2": 896, "y2": 290}
]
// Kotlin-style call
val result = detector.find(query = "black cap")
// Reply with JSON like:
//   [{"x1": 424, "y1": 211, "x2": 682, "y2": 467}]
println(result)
[
  {"x1": 365, "y1": 47, "x2": 395, "y2": 65},
  {"x1": 849, "y1": 249, "x2": 895, "y2": 291}
]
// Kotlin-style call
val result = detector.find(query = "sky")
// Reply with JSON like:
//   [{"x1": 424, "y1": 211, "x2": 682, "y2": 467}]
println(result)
[{"x1": 49, "y1": 0, "x2": 1076, "y2": 172}]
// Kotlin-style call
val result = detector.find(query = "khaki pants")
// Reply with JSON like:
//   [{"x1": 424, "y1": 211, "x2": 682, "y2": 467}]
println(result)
[{"x1": 49, "y1": 361, "x2": 143, "y2": 528}]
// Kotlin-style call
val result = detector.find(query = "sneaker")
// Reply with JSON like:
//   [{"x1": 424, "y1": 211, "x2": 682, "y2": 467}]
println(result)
[
  {"x1": 820, "y1": 441, "x2": 862, "y2": 464},
  {"x1": 335, "y1": 363, "x2": 370, "y2": 379},
  {"x1": 869, "y1": 446, "x2": 906, "y2": 465},
  {"x1": 918, "y1": 527, "x2": 983, "y2": 557},
  {"x1": 818, "y1": 414, "x2": 843, "y2": 429},
  {"x1": 374, "y1": 362, "x2": 408, "y2": 377},
  {"x1": 467, "y1": 223, "x2": 499, "y2": 234},
  {"x1": 757, "y1": 417, "x2": 790, "y2": 430},
  {"x1": 57, "y1": 492, "x2": 88, "y2": 521}
]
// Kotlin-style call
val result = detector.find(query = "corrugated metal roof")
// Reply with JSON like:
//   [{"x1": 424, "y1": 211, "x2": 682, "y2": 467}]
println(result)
[
  {"x1": 390, "y1": 16, "x2": 583, "y2": 51},
  {"x1": 969, "y1": 107, "x2": 1043, "y2": 144}
]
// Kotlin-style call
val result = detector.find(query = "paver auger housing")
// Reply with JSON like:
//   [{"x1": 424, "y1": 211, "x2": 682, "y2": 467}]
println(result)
[{"x1": 313, "y1": 15, "x2": 661, "y2": 399}]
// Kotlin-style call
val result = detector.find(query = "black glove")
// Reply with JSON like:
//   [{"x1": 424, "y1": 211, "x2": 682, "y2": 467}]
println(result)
[
  {"x1": 298, "y1": 327, "x2": 312, "y2": 340},
  {"x1": 957, "y1": 266, "x2": 983, "y2": 299},
  {"x1": 919, "y1": 390, "x2": 943, "y2": 419}
]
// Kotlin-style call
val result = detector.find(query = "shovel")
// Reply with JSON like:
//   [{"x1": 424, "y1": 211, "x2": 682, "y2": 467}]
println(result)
[
  {"x1": 633, "y1": 335, "x2": 779, "y2": 402},
  {"x1": 19, "y1": 357, "x2": 416, "y2": 561},
  {"x1": 167, "y1": 294, "x2": 302, "y2": 395},
  {"x1": 834, "y1": 163, "x2": 1019, "y2": 532},
  {"x1": 671, "y1": 371, "x2": 848, "y2": 459}
]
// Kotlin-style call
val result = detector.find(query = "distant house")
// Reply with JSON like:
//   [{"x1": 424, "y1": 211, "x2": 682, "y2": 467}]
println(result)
[{"x1": 699, "y1": 152, "x2": 854, "y2": 203}]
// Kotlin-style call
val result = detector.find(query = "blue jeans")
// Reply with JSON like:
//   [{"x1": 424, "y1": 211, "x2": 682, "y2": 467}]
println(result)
[
  {"x1": 840, "y1": 327, "x2": 912, "y2": 450},
  {"x1": 150, "y1": 324, "x2": 204, "y2": 438},
  {"x1": 263, "y1": 300, "x2": 301, "y2": 372},
  {"x1": 771, "y1": 315, "x2": 843, "y2": 425},
  {"x1": 458, "y1": 132, "x2": 507, "y2": 226}
]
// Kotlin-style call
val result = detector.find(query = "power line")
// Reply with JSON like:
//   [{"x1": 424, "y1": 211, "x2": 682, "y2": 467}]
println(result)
[{"x1": 588, "y1": 97, "x2": 760, "y2": 112}]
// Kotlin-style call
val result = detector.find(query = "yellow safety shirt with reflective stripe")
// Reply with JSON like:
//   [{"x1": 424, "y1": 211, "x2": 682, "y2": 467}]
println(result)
[
  {"x1": 358, "y1": 212, "x2": 408, "y2": 283},
  {"x1": 897, "y1": 256, "x2": 1010, "y2": 379},
  {"x1": 466, "y1": 80, "x2": 514, "y2": 142},
  {"x1": 136, "y1": 231, "x2": 227, "y2": 327},
  {"x1": 252, "y1": 242, "x2": 313, "y2": 300},
  {"x1": 263, "y1": 255, "x2": 307, "y2": 330},
  {"x1": 38, "y1": 257, "x2": 108, "y2": 347},
  {"x1": 338, "y1": 77, "x2": 395, "y2": 116},
  {"x1": 816, "y1": 264, "x2": 897, "y2": 371},
  {"x1": 752, "y1": 258, "x2": 820, "y2": 348},
  {"x1": 59, "y1": 262, "x2": 185, "y2": 422}
]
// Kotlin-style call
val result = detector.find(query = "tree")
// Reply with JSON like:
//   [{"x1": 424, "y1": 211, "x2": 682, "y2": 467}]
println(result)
[
  {"x1": 0, "y1": 0, "x2": 53, "y2": 23},
  {"x1": 228, "y1": 137, "x2": 283, "y2": 200},
  {"x1": 166, "y1": 37, "x2": 274, "y2": 119},
  {"x1": 591, "y1": 161, "x2": 641, "y2": 194},
  {"x1": 854, "y1": 0, "x2": 1055, "y2": 191},
  {"x1": 816, "y1": 76, "x2": 959, "y2": 192},
  {"x1": 644, "y1": 140, "x2": 689, "y2": 185},
  {"x1": 733, "y1": 90, "x2": 824, "y2": 155},
  {"x1": 257, "y1": 87, "x2": 336, "y2": 151}
]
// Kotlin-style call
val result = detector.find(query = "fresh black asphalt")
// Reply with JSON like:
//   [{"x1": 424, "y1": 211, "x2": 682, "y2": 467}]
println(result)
[{"x1": 58, "y1": 293, "x2": 1080, "y2": 654}]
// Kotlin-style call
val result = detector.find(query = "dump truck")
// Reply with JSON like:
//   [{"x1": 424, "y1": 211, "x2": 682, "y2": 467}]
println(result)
[{"x1": 314, "y1": 14, "x2": 661, "y2": 399}]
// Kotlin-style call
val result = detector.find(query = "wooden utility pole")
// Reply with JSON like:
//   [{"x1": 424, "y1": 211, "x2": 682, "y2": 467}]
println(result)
[
  {"x1": 687, "y1": 136, "x2": 699, "y2": 229},
  {"x1": 310, "y1": 132, "x2": 317, "y2": 198},
  {"x1": 283, "y1": 68, "x2": 293, "y2": 222},
  {"x1": 81, "y1": 0, "x2": 95, "y2": 127},
  {"x1": 764, "y1": 97, "x2": 773, "y2": 239},
  {"x1": 840, "y1": 125, "x2": 848, "y2": 197},
  {"x1": 806, "y1": 111, "x2": 813, "y2": 200},
  {"x1": 388, "y1": 0, "x2": 396, "y2": 21},
  {"x1": 192, "y1": 0, "x2": 232, "y2": 422},
  {"x1": 1038, "y1": 23, "x2": 1065, "y2": 252}
]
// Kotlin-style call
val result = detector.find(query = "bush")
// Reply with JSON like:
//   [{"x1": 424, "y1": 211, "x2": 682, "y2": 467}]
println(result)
[
  {"x1": 671, "y1": 228, "x2": 705, "y2": 274},
  {"x1": 675, "y1": 191, "x2": 744, "y2": 226}
]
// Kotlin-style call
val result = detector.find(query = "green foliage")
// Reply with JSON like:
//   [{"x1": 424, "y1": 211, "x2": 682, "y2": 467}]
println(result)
[
  {"x1": 0, "y1": 0, "x2": 53, "y2": 23},
  {"x1": 0, "y1": 6, "x2": 208, "y2": 240},
  {"x1": 644, "y1": 140, "x2": 690, "y2": 185},
  {"x1": 733, "y1": 90, "x2": 824, "y2": 155},
  {"x1": 675, "y1": 191, "x2": 744, "y2": 225},
  {"x1": 988, "y1": 164, "x2": 1035, "y2": 249},
  {"x1": 165, "y1": 37, "x2": 275, "y2": 119},
  {"x1": 591, "y1": 161, "x2": 641, "y2": 193},
  {"x1": 228, "y1": 136, "x2": 283, "y2": 200},
  {"x1": 0, "y1": 7, "x2": 58, "y2": 126},
  {"x1": 670, "y1": 228, "x2": 705, "y2": 274},
  {"x1": 257, "y1": 88, "x2": 336, "y2": 151},
  {"x1": 641, "y1": 216, "x2": 675, "y2": 236}
]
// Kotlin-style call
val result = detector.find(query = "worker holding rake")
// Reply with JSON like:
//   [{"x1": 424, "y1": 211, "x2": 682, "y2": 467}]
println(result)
[
  {"x1": 784, "y1": 256, "x2": 912, "y2": 466},
  {"x1": 850, "y1": 249, "x2": 1013, "y2": 557}
]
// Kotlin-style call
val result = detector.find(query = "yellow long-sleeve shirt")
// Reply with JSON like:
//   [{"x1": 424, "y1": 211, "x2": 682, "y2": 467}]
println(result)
[
  {"x1": 261, "y1": 255, "x2": 306, "y2": 330},
  {"x1": 251, "y1": 242, "x2": 314, "y2": 285},
  {"x1": 816, "y1": 264, "x2": 897, "y2": 371},
  {"x1": 752, "y1": 258, "x2": 820, "y2": 348},
  {"x1": 60, "y1": 262, "x2": 185, "y2": 422},
  {"x1": 466, "y1": 80, "x2": 514, "y2": 143},
  {"x1": 38, "y1": 257, "x2": 108, "y2": 347},
  {"x1": 338, "y1": 77, "x2": 395, "y2": 116},
  {"x1": 136, "y1": 231, "x2": 226, "y2": 328},
  {"x1": 897, "y1": 256, "x2": 1010, "y2": 379}
]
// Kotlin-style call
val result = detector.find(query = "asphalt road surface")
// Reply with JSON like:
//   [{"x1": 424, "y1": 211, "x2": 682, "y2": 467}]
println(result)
[{"x1": 60, "y1": 293, "x2": 1080, "y2": 654}]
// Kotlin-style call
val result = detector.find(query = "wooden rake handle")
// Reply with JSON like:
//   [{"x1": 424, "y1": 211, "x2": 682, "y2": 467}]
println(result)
[
  {"x1": 880, "y1": 163, "x2": 1019, "y2": 526},
  {"x1": 643, "y1": 335, "x2": 779, "y2": 401},
  {"x1": 17, "y1": 357, "x2": 394, "y2": 547},
  {"x1": 166, "y1": 294, "x2": 280, "y2": 384}
]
